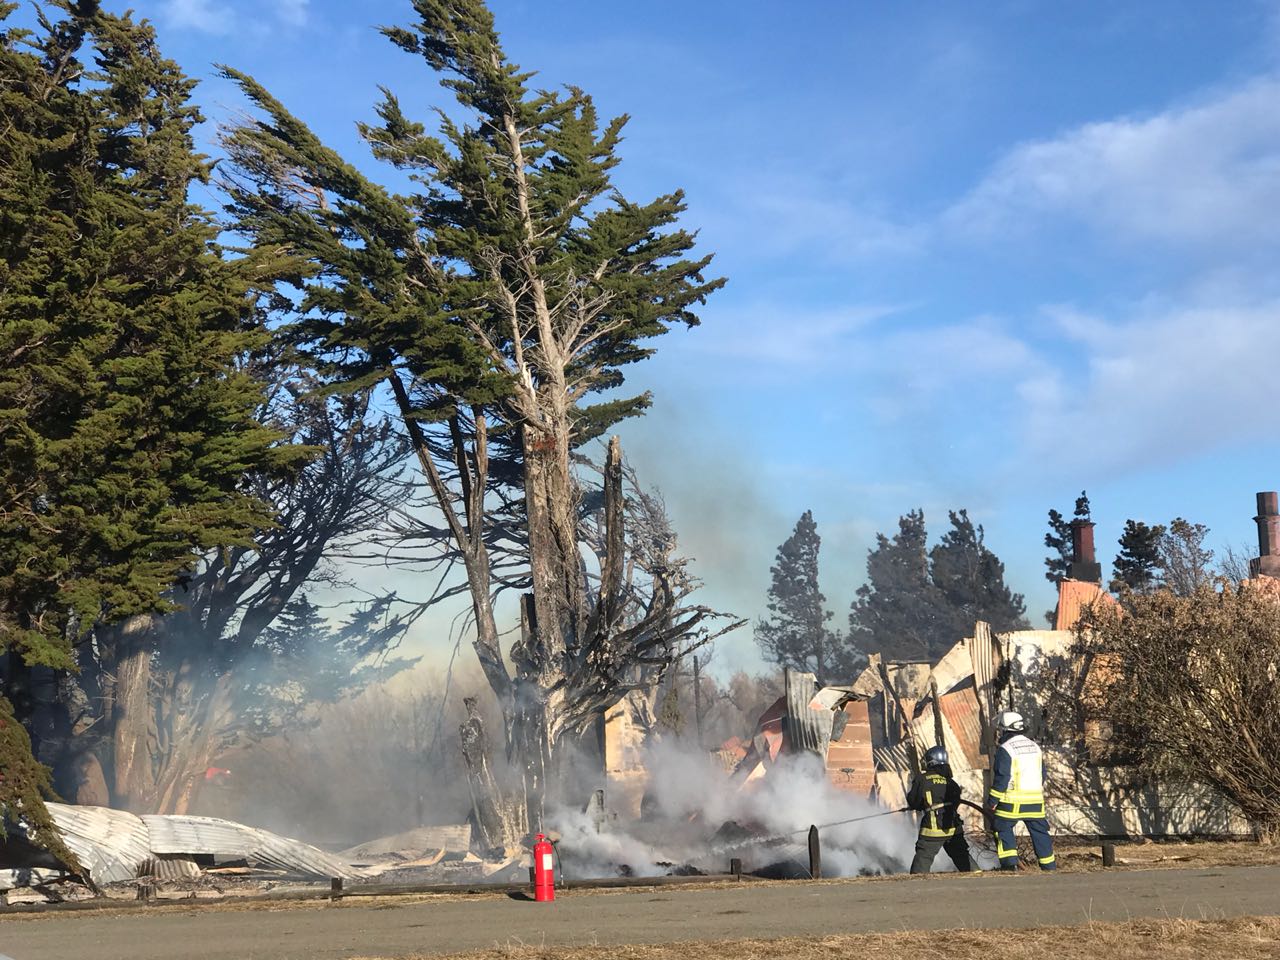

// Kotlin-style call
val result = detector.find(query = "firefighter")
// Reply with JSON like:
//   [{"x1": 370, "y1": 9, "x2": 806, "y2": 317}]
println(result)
[
  {"x1": 906, "y1": 745, "x2": 973, "y2": 874},
  {"x1": 987, "y1": 710, "x2": 1056, "y2": 871}
]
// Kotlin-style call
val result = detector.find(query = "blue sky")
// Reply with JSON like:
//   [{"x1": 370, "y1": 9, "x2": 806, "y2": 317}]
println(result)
[{"x1": 40, "y1": 1, "x2": 1280, "y2": 672}]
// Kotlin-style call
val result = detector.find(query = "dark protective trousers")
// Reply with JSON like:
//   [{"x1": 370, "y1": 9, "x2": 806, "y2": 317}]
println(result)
[
  {"x1": 994, "y1": 816, "x2": 1056, "y2": 870},
  {"x1": 910, "y1": 829, "x2": 973, "y2": 874}
]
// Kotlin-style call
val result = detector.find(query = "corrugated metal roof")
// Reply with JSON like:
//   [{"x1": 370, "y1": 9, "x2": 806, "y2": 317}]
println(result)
[
  {"x1": 142, "y1": 815, "x2": 357, "y2": 879},
  {"x1": 938, "y1": 687, "x2": 984, "y2": 769},
  {"x1": 1054, "y1": 579, "x2": 1118, "y2": 631},
  {"x1": 140, "y1": 855, "x2": 202, "y2": 881},
  {"x1": 47, "y1": 803, "x2": 151, "y2": 885},
  {"x1": 141, "y1": 815, "x2": 255, "y2": 857}
]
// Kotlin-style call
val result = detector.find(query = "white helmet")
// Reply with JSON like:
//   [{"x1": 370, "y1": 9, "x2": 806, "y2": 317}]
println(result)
[{"x1": 997, "y1": 711, "x2": 1026, "y2": 733}]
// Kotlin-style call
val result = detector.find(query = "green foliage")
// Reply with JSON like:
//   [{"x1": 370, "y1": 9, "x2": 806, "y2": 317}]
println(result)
[
  {"x1": 0, "y1": 695, "x2": 82, "y2": 874},
  {"x1": 1111, "y1": 519, "x2": 1166, "y2": 594},
  {"x1": 850, "y1": 509, "x2": 1026, "y2": 662},
  {"x1": 220, "y1": 0, "x2": 723, "y2": 446},
  {"x1": 929, "y1": 509, "x2": 1028, "y2": 641},
  {"x1": 755, "y1": 511, "x2": 861, "y2": 683},
  {"x1": 848, "y1": 511, "x2": 943, "y2": 662},
  {"x1": 0, "y1": 1, "x2": 296, "y2": 669},
  {"x1": 1044, "y1": 490, "x2": 1091, "y2": 584}
]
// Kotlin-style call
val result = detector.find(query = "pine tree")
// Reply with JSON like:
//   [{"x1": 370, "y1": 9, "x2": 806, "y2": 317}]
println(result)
[
  {"x1": 1044, "y1": 491, "x2": 1091, "y2": 583},
  {"x1": 848, "y1": 511, "x2": 949, "y2": 662},
  {"x1": 1111, "y1": 520, "x2": 1166, "y2": 593},
  {"x1": 929, "y1": 510, "x2": 1028, "y2": 640},
  {"x1": 755, "y1": 511, "x2": 859, "y2": 684}
]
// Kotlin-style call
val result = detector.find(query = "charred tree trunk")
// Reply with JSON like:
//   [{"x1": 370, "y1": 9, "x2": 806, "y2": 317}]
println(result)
[{"x1": 459, "y1": 697, "x2": 526, "y2": 856}]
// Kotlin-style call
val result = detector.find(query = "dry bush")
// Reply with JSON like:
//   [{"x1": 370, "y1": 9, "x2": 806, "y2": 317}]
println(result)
[{"x1": 1077, "y1": 581, "x2": 1280, "y2": 839}]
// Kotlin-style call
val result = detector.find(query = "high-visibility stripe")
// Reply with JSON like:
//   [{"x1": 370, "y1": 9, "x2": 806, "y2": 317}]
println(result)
[{"x1": 1038, "y1": 854, "x2": 1057, "y2": 865}]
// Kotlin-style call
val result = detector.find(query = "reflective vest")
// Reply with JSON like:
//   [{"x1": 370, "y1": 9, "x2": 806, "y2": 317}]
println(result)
[
  {"x1": 912, "y1": 772, "x2": 960, "y2": 839},
  {"x1": 989, "y1": 734, "x2": 1046, "y2": 819}
]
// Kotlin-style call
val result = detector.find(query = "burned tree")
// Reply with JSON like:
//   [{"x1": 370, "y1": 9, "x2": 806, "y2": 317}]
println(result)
[{"x1": 220, "y1": 0, "x2": 734, "y2": 830}]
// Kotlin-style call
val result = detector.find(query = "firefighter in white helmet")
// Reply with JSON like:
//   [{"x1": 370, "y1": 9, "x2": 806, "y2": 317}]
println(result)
[{"x1": 986, "y1": 711, "x2": 1055, "y2": 871}]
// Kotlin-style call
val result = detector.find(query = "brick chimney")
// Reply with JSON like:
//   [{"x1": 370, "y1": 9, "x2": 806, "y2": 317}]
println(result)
[
  {"x1": 1067, "y1": 518, "x2": 1102, "y2": 583},
  {"x1": 1252, "y1": 491, "x2": 1280, "y2": 578}
]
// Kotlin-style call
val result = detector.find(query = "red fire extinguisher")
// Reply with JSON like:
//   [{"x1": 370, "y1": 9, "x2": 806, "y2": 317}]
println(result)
[{"x1": 533, "y1": 833, "x2": 556, "y2": 902}]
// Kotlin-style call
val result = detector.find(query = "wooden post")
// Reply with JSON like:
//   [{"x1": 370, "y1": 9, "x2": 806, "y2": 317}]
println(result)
[
  {"x1": 808, "y1": 825, "x2": 821, "y2": 879},
  {"x1": 330, "y1": 877, "x2": 344, "y2": 901},
  {"x1": 730, "y1": 857, "x2": 742, "y2": 880},
  {"x1": 1101, "y1": 842, "x2": 1116, "y2": 867},
  {"x1": 136, "y1": 881, "x2": 155, "y2": 901}
]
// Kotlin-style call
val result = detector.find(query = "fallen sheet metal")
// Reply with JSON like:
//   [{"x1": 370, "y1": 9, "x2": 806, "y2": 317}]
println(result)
[
  {"x1": 47, "y1": 804, "x2": 151, "y2": 884},
  {"x1": 340, "y1": 824, "x2": 472, "y2": 862},
  {"x1": 142, "y1": 815, "x2": 356, "y2": 879}
]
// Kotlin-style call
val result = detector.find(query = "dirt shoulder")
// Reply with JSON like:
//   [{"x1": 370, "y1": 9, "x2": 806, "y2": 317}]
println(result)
[{"x1": 353, "y1": 916, "x2": 1280, "y2": 960}]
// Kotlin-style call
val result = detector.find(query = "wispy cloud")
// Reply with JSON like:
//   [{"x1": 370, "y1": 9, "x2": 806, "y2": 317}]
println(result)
[
  {"x1": 160, "y1": 0, "x2": 310, "y2": 35},
  {"x1": 1018, "y1": 300, "x2": 1279, "y2": 474},
  {"x1": 944, "y1": 78, "x2": 1280, "y2": 255},
  {"x1": 161, "y1": 0, "x2": 233, "y2": 35}
]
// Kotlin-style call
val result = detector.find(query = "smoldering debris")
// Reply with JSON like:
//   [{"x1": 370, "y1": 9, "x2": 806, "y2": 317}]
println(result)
[{"x1": 548, "y1": 747, "x2": 917, "y2": 881}]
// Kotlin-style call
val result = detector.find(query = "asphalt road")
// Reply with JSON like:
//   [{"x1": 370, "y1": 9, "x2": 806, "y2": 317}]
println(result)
[{"x1": 4, "y1": 866, "x2": 1280, "y2": 960}]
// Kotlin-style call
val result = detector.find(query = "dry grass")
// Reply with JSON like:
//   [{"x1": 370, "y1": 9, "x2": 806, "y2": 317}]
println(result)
[
  {"x1": 351, "y1": 916, "x2": 1280, "y2": 960},
  {"x1": 1057, "y1": 839, "x2": 1280, "y2": 871}
]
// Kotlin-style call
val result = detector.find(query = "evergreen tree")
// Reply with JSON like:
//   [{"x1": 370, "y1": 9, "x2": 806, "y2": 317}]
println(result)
[
  {"x1": 930, "y1": 510, "x2": 1028, "y2": 639},
  {"x1": 755, "y1": 511, "x2": 859, "y2": 683},
  {"x1": 0, "y1": 1, "x2": 296, "y2": 834},
  {"x1": 848, "y1": 511, "x2": 949, "y2": 662},
  {"x1": 220, "y1": 0, "x2": 729, "y2": 826},
  {"x1": 1044, "y1": 490, "x2": 1091, "y2": 583},
  {"x1": 0, "y1": 1, "x2": 294, "y2": 672},
  {"x1": 1111, "y1": 520, "x2": 1166, "y2": 593}
]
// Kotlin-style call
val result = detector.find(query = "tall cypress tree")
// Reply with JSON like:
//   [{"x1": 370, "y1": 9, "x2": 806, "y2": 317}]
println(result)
[
  {"x1": 220, "y1": 0, "x2": 726, "y2": 826},
  {"x1": 0, "y1": 1, "x2": 294, "y2": 842},
  {"x1": 755, "y1": 511, "x2": 859, "y2": 683}
]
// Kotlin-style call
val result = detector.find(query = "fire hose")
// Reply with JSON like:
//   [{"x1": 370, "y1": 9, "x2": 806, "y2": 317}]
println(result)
[{"x1": 702, "y1": 806, "x2": 913, "y2": 857}]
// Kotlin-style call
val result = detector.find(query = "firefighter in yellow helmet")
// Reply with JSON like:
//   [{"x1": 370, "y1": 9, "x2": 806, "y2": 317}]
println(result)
[
  {"x1": 986, "y1": 711, "x2": 1055, "y2": 871},
  {"x1": 906, "y1": 745, "x2": 973, "y2": 874}
]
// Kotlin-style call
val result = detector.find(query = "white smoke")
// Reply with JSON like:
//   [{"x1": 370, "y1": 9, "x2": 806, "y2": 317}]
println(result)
[{"x1": 549, "y1": 738, "x2": 920, "y2": 879}]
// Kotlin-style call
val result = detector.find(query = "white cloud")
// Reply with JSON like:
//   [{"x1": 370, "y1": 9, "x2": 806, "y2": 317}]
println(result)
[
  {"x1": 946, "y1": 78, "x2": 1280, "y2": 254},
  {"x1": 686, "y1": 302, "x2": 908, "y2": 368},
  {"x1": 162, "y1": 0, "x2": 233, "y2": 34},
  {"x1": 1017, "y1": 300, "x2": 1279, "y2": 473}
]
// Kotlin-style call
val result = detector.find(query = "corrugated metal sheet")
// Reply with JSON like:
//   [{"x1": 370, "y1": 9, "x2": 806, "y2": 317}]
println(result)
[
  {"x1": 142, "y1": 815, "x2": 356, "y2": 879},
  {"x1": 47, "y1": 803, "x2": 150, "y2": 884},
  {"x1": 139, "y1": 855, "x2": 202, "y2": 880},
  {"x1": 938, "y1": 687, "x2": 984, "y2": 769},
  {"x1": 141, "y1": 815, "x2": 254, "y2": 857},
  {"x1": 1054, "y1": 579, "x2": 1118, "y2": 631},
  {"x1": 782, "y1": 670, "x2": 827, "y2": 757},
  {"x1": 341, "y1": 825, "x2": 471, "y2": 862}
]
